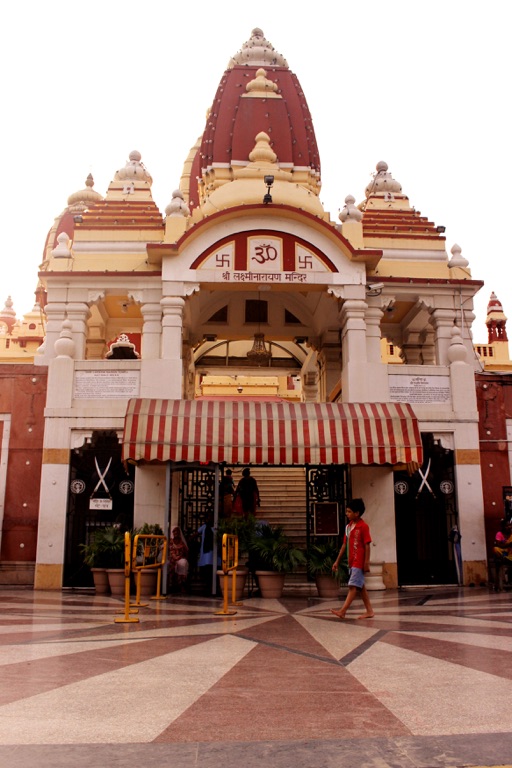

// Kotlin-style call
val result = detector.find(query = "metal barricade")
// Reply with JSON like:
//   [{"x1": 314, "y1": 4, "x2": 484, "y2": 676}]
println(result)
[
  {"x1": 114, "y1": 531, "x2": 139, "y2": 624},
  {"x1": 215, "y1": 533, "x2": 241, "y2": 616},
  {"x1": 131, "y1": 534, "x2": 167, "y2": 606}
]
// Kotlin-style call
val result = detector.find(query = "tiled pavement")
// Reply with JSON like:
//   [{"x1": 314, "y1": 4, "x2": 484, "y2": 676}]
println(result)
[{"x1": 1, "y1": 585, "x2": 512, "y2": 767}]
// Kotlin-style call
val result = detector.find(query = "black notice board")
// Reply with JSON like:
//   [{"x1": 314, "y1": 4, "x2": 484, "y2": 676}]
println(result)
[{"x1": 313, "y1": 502, "x2": 339, "y2": 536}]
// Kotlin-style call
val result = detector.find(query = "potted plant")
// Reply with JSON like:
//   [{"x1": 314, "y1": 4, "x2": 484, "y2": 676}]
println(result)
[
  {"x1": 79, "y1": 531, "x2": 110, "y2": 594},
  {"x1": 92, "y1": 525, "x2": 127, "y2": 595},
  {"x1": 249, "y1": 524, "x2": 306, "y2": 598},
  {"x1": 307, "y1": 537, "x2": 348, "y2": 598}
]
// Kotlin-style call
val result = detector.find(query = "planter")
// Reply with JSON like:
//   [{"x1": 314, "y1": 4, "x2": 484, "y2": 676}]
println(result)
[
  {"x1": 217, "y1": 568, "x2": 248, "y2": 601},
  {"x1": 255, "y1": 570, "x2": 286, "y2": 599},
  {"x1": 107, "y1": 568, "x2": 126, "y2": 596},
  {"x1": 91, "y1": 567, "x2": 110, "y2": 594},
  {"x1": 137, "y1": 568, "x2": 158, "y2": 597},
  {"x1": 366, "y1": 562, "x2": 386, "y2": 591},
  {"x1": 315, "y1": 573, "x2": 341, "y2": 598}
]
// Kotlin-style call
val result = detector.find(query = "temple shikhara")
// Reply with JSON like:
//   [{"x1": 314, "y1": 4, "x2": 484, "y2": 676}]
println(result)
[{"x1": 0, "y1": 29, "x2": 511, "y2": 591}]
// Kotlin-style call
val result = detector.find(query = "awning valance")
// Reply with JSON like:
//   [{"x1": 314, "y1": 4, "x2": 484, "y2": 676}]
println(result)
[{"x1": 122, "y1": 399, "x2": 422, "y2": 467}]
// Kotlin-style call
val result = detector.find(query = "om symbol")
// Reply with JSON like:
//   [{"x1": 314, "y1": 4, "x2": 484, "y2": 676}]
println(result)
[{"x1": 252, "y1": 243, "x2": 278, "y2": 265}]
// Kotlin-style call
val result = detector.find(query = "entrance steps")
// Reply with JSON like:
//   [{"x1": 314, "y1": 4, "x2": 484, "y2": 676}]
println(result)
[
  {"x1": 237, "y1": 466, "x2": 309, "y2": 584},
  {"x1": 244, "y1": 466, "x2": 308, "y2": 548}
]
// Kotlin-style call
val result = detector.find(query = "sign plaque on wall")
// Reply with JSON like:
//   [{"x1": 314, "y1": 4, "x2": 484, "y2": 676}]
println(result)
[
  {"x1": 389, "y1": 374, "x2": 451, "y2": 404},
  {"x1": 89, "y1": 498, "x2": 113, "y2": 511},
  {"x1": 74, "y1": 370, "x2": 140, "y2": 400},
  {"x1": 313, "y1": 502, "x2": 339, "y2": 536}
]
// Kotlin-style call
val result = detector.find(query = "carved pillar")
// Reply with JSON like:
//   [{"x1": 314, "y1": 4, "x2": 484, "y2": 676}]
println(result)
[
  {"x1": 39, "y1": 302, "x2": 67, "y2": 364},
  {"x1": 339, "y1": 299, "x2": 368, "y2": 401},
  {"x1": 140, "y1": 302, "x2": 162, "y2": 359},
  {"x1": 365, "y1": 301, "x2": 384, "y2": 363},
  {"x1": 66, "y1": 302, "x2": 91, "y2": 360},
  {"x1": 429, "y1": 308, "x2": 456, "y2": 366},
  {"x1": 161, "y1": 297, "x2": 185, "y2": 360},
  {"x1": 400, "y1": 330, "x2": 424, "y2": 365}
]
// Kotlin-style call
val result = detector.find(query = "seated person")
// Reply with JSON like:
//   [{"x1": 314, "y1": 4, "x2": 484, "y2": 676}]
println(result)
[
  {"x1": 168, "y1": 526, "x2": 189, "y2": 593},
  {"x1": 493, "y1": 519, "x2": 512, "y2": 591}
]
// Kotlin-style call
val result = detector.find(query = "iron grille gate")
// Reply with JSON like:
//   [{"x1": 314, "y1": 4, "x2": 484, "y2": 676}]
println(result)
[
  {"x1": 63, "y1": 430, "x2": 135, "y2": 588},
  {"x1": 394, "y1": 433, "x2": 459, "y2": 585},
  {"x1": 305, "y1": 464, "x2": 351, "y2": 554},
  {"x1": 178, "y1": 466, "x2": 217, "y2": 578}
]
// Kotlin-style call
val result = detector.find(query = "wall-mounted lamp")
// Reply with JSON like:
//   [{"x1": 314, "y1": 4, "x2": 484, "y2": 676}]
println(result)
[
  {"x1": 73, "y1": 215, "x2": 83, "y2": 224},
  {"x1": 436, "y1": 225, "x2": 446, "y2": 233},
  {"x1": 263, "y1": 175, "x2": 274, "y2": 204}
]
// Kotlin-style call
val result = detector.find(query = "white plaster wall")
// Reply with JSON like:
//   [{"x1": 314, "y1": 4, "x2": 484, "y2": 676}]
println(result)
[
  {"x1": 133, "y1": 464, "x2": 167, "y2": 530},
  {"x1": 140, "y1": 359, "x2": 182, "y2": 399},
  {"x1": 454, "y1": 463, "x2": 486, "y2": 562},
  {"x1": 350, "y1": 466, "x2": 396, "y2": 564},
  {"x1": 35, "y1": 463, "x2": 70, "y2": 568}
]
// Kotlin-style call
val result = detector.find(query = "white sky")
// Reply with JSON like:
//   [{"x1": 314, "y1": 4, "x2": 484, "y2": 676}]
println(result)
[{"x1": 1, "y1": 0, "x2": 510, "y2": 342}]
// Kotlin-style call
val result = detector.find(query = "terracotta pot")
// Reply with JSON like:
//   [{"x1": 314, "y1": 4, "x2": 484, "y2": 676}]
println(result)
[
  {"x1": 255, "y1": 571, "x2": 286, "y2": 599},
  {"x1": 107, "y1": 569, "x2": 126, "y2": 596},
  {"x1": 217, "y1": 568, "x2": 248, "y2": 601},
  {"x1": 136, "y1": 569, "x2": 158, "y2": 597},
  {"x1": 315, "y1": 573, "x2": 340, "y2": 598},
  {"x1": 91, "y1": 568, "x2": 110, "y2": 594}
]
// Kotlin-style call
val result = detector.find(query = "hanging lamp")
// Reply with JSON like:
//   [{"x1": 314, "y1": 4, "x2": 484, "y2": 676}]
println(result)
[
  {"x1": 247, "y1": 292, "x2": 271, "y2": 366},
  {"x1": 247, "y1": 332, "x2": 271, "y2": 365}
]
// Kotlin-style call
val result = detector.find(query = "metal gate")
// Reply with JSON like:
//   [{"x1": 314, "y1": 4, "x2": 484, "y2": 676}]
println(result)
[
  {"x1": 305, "y1": 464, "x2": 351, "y2": 549},
  {"x1": 394, "y1": 433, "x2": 459, "y2": 585},
  {"x1": 63, "y1": 430, "x2": 135, "y2": 588}
]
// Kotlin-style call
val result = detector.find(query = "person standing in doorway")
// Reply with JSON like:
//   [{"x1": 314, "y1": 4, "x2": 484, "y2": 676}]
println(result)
[
  {"x1": 233, "y1": 467, "x2": 260, "y2": 516},
  {"x1": 197, "y1": 512, "x2": 216, "y2": 594},
  {"x1": 330, "y1": 498, "x2": 374, "y2": 620},
  {"x1": 220, "y1": 469, "x2": 235, "y2": 516}
]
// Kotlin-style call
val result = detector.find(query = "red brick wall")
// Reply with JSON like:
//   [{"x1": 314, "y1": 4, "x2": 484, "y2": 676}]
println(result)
[
  {"x1": 0, "y1": 365, "x2": 47, "y2": 561},
  {"x1": 476, "y1": 374, "x2": 512, "y2": 557}
]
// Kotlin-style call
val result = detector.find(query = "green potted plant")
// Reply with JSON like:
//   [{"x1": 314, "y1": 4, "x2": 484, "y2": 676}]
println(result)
[
  {"x1": 307, "y1": 537, "x2": 348, "y2": 598},
  {"x1": 249, "y1": 524, "x2": 306, "y2": 598},
  {"x1": 79, "y1": 531, "x2": 110, "y2": 594},
  {"x1": 93, "y1": 525, "x2": 127, "y2": 595}
]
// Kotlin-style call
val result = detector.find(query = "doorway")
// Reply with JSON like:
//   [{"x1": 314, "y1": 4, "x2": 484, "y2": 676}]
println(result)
[{"x1": 394, "y1": 433, "x2": 459, "y2": 585}]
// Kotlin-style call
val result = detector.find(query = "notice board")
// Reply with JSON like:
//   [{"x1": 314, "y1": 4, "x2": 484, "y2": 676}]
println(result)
[{"x1": 313, "y1": 502, "x2": 339, "y2": 536}]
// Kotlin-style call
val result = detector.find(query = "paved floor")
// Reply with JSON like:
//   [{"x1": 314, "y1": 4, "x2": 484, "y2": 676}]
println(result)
[{"x1": 0, "y1": 584, "x2": 511, "y2": 767}]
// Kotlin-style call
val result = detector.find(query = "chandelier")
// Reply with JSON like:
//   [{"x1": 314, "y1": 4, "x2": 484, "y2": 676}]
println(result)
[{"x1": 247, "y1": 332, "x2": 271, "y2": 365}]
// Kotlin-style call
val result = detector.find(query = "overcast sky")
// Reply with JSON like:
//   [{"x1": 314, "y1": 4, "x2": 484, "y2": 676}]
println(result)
[{"x1": 1, "y1": 0, "x2": 509, "y2": 342}]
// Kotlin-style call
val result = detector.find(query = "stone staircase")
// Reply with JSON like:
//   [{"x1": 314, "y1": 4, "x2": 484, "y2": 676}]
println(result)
[
  {"x1": 236, "y1": 466, "x2": 308, "y2": 546},
  {"x1": 236, "y1": 466, "x2": 310, "y2": 587}
]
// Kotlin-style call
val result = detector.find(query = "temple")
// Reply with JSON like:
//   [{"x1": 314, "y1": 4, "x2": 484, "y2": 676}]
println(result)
[{"x1": 0, "y1": 29, "x2": 510, "y2": 590}]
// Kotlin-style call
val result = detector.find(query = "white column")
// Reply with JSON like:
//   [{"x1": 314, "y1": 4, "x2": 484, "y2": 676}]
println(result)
[
  {"x1": 430, "y1": 308, "x2": 455, "y2": 366},
  {"x1": 161, "y1": 297, "x2": 185, "y2": 360},
  {"x1": 38, "y1": 302, "x2": 67, "y2": 365},
  {"x1": 365, "y1": 302, "x2": 384, "y2": 363},
  {"x1": 140, "y1": 302, "x2": 162, "y2": 359},
  {"x1": 66, "y1": 302, "x2": 90, "y2": 360},
  {"x1": 365, "y1": 301, "x2": 389, "y2": 400},
  {"x1": 339, "y1": 299, "x2": 368, "y2": 402}
]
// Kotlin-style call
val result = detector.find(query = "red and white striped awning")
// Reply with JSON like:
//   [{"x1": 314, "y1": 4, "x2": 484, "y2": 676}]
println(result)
[{"x1": 122, "y1": 399, "x2": 422, "y2": 467}]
